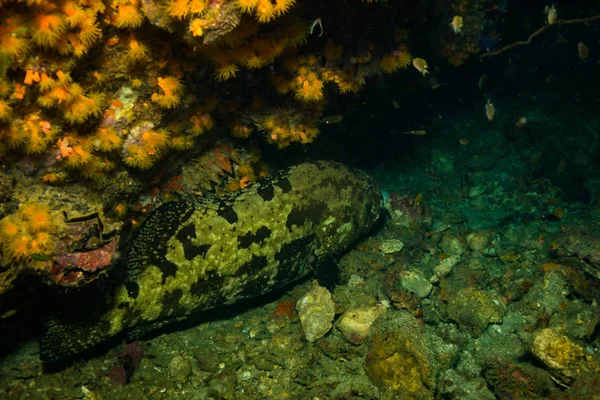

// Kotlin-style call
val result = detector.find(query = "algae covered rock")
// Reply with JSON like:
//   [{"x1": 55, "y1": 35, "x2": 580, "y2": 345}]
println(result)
[
  {"x1": 445, "y1": 287, "x2": 505, "y2": 337},
  {"x1": 364, "y1": 331, "x2": 434, "y2": 399},
  {"x1": 297, "y1": 282, "x2": 335, "y2": 342},
  {"x1": 532, "y1": 328, "x2": 600, "y2": 386},
  {"x1": 363, "y1": 312, "x2": 458, "y2": 399}
]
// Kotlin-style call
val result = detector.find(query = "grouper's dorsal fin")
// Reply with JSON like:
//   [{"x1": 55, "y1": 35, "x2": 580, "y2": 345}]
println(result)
[{"x1": 125, "y1": 201, "x2": 196, "y2": 280}]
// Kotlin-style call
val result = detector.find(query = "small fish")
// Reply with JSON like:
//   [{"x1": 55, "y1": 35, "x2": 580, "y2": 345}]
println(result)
[
  {"x1": 450, "y1": 16, "x2": 463, "y2": 34},
  {"x1": 558, "y1": 158, "x2": 566, "y2": 174},
  {"x1": 485, "y1": 96, "x2": 495, "y2": 121},
  {"x1": 547, "y1": 5, "x2": 557, "y2": 25},
  {"x1": 412, "y1": 58, "x2": 429, "y2": 76},
  {"x1": 414, "y1": 193, "x2": 423, "y2": 206},
  {"x1": 401, "y1": 130, "x2": 427, "y2": 136},
  {"x1": 577, "y1": 42, "x2": 588, "y2": 61},
  {"x1": 515, "y1": 116, "x2": 528, "y2": 127},
  {"x1": 30, "y1": 253, "x2": 54, "y2": 262},
  {"x1": 319, "y1": 114, "x2": 343, "y2": 124},
  {"x1": 431, "y1": 83, "x2": 446, "y2": 89},
  {"x1": 391, "y1": 99, "x2": 399, "y2": 109},
  {"x1": 478, "y1": 74, "x2": 487, "y2": 90}
]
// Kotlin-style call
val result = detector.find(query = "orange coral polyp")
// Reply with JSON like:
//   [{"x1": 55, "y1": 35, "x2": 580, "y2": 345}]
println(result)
[
  {"x1": 0, "y1": 34, "x2": 29, "y2": 60},
  {"x1": 157, "y1": 76, "x2": 183, "y2": 96},
  {"x1": 190, "y1": 18, "x2": 204, "y2": 37},
  {"x1": 21, "y1": 203, "x2": 55, "y2": 232},
  {"x1": 93, "y1": 127, "x2": 122, "y2": 151},
  {"x1": 31, "y1": 14, "x2": 65, "y2": 47},
  {"x1": 141, "y1": 129, "x2": 169, "y2": 153},
  {"x1": 151, "y1": 93, "x2": 181, "y2": 109},
  {"x1": 0, "y1": 216, "x2": 21, "y2": 238}
]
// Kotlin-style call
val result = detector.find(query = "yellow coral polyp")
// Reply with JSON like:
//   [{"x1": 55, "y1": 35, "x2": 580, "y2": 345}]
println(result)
[
  {"x1": 77, "y1": 17, "x2": 102, "y2": 48},
  {"x1": 113, "y1": 3, "x2": 144, "y2": 28},
  {"x1": 190, "y1": 112, "x2": 214, "y2": 136},
  {"x1": 380, "y1": 46, "x2": 412, "y2": 73},
  {"x1": 0, "y1": 202, "x2": 58, "y2": 263},
  {"x1": 294, "y1": 73, "x2": 324, "y2": 102},
  {"x1": 0, "y1": 215, "x2": 21, "y2": 239},
  {"x1": 189, "y1": 0, "x2": 207, "y2": 14},
  {"x1": 125, "y1": 35, "x2": 150, "y2": 64},
  {"x1": 236, "y1": 0, "x2": 259, "y2": 13},
  {"x1": 165, "y1": 0, "x2": 190, "y2": 19},
  {"x1": 93, "y1": 127, "x2": 122, "y2": 151},
  {"x1": 255, "y1": 0, "x2": 276, "y2": 22},
  {"x1": 274, "y1": 0, "x2": 295, "y2": 17},
  {"x1": 63, "y1": 1, "x2": 86, "y2": 25},
  {"x1": 0, "y1": 17, "x2": 29, "y2": 60},
  {"x1": 63, "y1": 93, "x2": 106, "y2": 124},
  {"x1": 169, "y1": 134, "x2": 194, "y2": 150},
  {"x1": 141, "y1": 129, "x2": 170, "y2": 155},
  {"x1": 64, "y1": 143, "x2": 93, "y2": 167},
  {"x1": 6, "y1": 235, "x2": 32, "y2": 262},
  {"x1": 214, "y1": 63, "x2": 239, "y2": 81},
  {"x1": 231, "y1": 122, "x2": 253, "y2": 138},
  {"x1": 123, "y1": 143, "x2": 155, "y2": 169},
  {"x1": 0, "y1": 100, "x2": 12, "y2": 121}
]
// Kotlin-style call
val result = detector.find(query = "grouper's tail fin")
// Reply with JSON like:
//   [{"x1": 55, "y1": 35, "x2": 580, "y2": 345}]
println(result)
[{"x1": 40, "y1": 317, "x2": 113, "y2": 363}]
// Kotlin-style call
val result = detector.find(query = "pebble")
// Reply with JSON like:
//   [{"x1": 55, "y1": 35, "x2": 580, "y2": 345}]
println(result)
[
  {"x1": 379, "y1": 239, "x2": 404, "y2": 254},
  {"x1": 337, "y1": 303, "x2": 388, "y2": 344},
  {"x1": 296, "y1": 282, "x2": 335, "y2": 342}
]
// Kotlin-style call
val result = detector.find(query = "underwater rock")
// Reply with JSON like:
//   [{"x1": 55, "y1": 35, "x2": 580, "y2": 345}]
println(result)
[
  {"x1": 297, "y1": 282, "x2": 335, "y2": 342},
  {"x1": 337, "y1": 303, "x2": 388, "y2": 344},
  {"x1": 379, "y1": 238, "x2": 404, "y2": 254},
  {"x1": 168, "y1": 354, "x2": 193, "y2": 384},
  {"x1": 364, "y1": 331, "x2": 434, "y2": 399},
  {"x1": 445, "y1": 287, "x2": 505, "y2": 337},
  {"x1": 364, "y1": 311, "x2": 457, "y2": 399},
  {"x1": 532, "y1": 328, "x2": 600, "y2": 386},
  {"x1": 438, "y1": 232, "x2": 465, "y2": 256},
  {"x1": 384, "y1": 193, "x2": 432, "y2": 246},
  {"x1": 430, "y1": 254, "x2": 461, "y2": 284},
  {"x1": 482, "y1": 357, "x2": 556, "y2": 399},
  {"x1": 400, "y1": 270, "x2": 433, "y2": 298},
  {"x1": 40, "y1": 161, "x2": 382, "y2": 362},
  {"x1": 466, "y1": 231, "x2": 491, "y2": 252}
]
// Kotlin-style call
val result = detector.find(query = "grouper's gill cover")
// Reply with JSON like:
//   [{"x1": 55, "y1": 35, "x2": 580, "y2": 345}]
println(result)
[{"x1": 40, "y1": 161, "x2": 382, "y2": 363}]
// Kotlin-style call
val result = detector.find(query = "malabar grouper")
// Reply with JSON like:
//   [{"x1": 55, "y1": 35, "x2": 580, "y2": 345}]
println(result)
[{"x1": 40, "y1": 161, "x2": 382, "y2": 363}]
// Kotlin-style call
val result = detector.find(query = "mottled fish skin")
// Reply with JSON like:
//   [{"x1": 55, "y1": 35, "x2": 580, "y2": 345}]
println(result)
[{"x1": 41, "y1": 161, "x2": 382, "y2": 362}]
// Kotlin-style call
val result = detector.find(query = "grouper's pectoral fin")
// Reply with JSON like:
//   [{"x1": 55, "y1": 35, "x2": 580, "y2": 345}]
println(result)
[
  {"x1": 314, "y1": 254, "x2": 340, "y2": 291},
  {"x1": 40, "y1": 317, "x2": 114, "y2": 364},
  {"x1": 124, "y1": 315, "x2": 190, "y2": 341}
]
